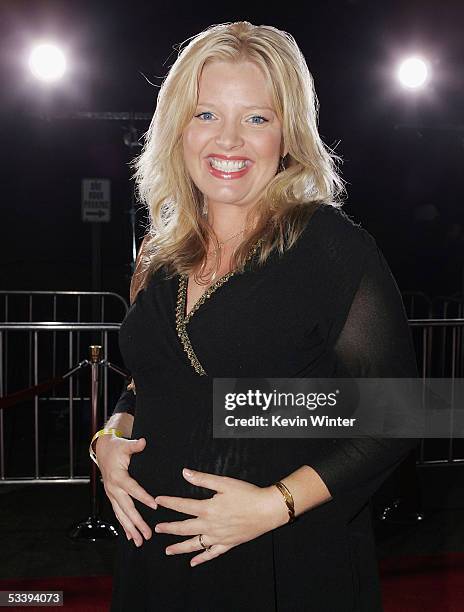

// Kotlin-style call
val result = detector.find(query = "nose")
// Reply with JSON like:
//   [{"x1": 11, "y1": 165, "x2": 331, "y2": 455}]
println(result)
[{"x1": 215, "y1": 119, "x2": 244, "y2": 150}]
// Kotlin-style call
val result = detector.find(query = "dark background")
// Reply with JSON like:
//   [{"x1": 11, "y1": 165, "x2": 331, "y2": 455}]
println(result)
[
  {"x1": 2, "y1": 0, "x2": 464, "y2": 302},
  {"x1": 1, "y1": 4, "x2": 464, "y2": 596}
]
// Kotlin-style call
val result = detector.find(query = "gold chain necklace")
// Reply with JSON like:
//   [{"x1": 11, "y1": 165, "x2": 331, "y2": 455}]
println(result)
[
  {"x1": 194, "y1": 228, "x2": 248, "y2": 285},
  {"x1": 212, "y1": 228, "x2": 247, "y2": 253}
]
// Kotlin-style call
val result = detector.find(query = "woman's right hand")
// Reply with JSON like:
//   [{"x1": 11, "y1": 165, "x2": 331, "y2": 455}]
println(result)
[{"x1": 96, "y1": 435, "x2": 157, "y2": 546}]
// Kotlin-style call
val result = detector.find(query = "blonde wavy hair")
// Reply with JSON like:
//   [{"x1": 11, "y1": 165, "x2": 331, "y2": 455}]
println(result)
[{"x1": 132, "y1": 21, "x2": 345, "y2": 281}]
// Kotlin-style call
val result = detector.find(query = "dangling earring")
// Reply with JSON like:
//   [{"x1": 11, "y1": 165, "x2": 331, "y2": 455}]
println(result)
[
  {"x1": 202, "y1": 199, "x2": 208, "y2": 217},
  {"x1": 279, "y1": 154, "x2": 287, "y2": 172}
]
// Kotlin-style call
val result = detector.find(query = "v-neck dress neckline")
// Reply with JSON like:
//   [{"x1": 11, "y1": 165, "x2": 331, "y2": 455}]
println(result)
[{"x1": 175, "y1": 237, "x2": 265, "y2": 376}]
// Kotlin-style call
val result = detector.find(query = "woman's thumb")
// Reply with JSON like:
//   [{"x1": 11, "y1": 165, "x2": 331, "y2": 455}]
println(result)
[{"x1": 127, "y1": 437, "x2": 146, "y2": 454}]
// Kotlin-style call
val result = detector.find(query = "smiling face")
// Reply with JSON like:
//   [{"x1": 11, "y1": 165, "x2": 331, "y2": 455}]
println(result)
[{"x1": 182, "y1": 60, "x2": 285, "y2": 215}]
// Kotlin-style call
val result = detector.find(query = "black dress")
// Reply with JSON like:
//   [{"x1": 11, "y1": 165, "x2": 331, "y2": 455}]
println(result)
[{"x1": 110, "y1": 204, "x2": 418, "y2": 612}]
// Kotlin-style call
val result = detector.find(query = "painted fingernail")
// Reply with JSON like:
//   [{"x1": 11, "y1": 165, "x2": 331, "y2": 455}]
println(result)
[
  {"x1": 154, "y1": 525, "x2": 161, "y2": 532},
  {"x1": 191, "y1": 561, "x2": 197, "y2": 567},
  {"x1": 165, "y1": 549, "x2": 172, "y2": 555}
]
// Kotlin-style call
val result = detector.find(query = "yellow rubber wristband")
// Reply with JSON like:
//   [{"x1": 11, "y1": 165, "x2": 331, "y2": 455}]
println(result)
[{"x1": 89, "y1": 428, "x2": 125, "y2": 468}]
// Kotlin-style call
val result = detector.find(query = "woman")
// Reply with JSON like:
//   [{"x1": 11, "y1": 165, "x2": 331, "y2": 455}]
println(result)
[{"x1": 94, "y1": 22, "x2": 418, "y2": 611}]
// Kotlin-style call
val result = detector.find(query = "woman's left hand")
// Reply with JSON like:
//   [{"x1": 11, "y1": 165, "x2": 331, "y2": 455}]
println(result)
[{"x1": 154, "y1": 468, "x2": 289, "y2": 566}]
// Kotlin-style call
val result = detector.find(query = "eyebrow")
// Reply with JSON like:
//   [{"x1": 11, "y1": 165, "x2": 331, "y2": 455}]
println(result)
[{"x1": 196, "y1": 102, "x2": 275, "y2": 113}]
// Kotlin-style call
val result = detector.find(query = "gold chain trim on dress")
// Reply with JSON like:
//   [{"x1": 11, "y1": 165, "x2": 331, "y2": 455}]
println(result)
[
  {"x1": 175, "y1": 278, "x2": 207, "y2": 376},
  {"x1": 175, "y1": 237, "x2": 265, "y2": 376}
]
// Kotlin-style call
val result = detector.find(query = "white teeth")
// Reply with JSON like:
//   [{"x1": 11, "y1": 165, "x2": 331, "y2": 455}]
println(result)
[{"x1": 209, "y1": 158, "x2": 247, "y2": 172}]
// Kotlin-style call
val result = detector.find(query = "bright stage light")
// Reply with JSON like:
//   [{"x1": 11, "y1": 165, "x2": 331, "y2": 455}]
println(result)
[
  {"x1": 29, "y1": 43, "x2": 66, "y2": 82},
  {"x1": 397, "y1": 57, "x2": 429, "y2": 90}
]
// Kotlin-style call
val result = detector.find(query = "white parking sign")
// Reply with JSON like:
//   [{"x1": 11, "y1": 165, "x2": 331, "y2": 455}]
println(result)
[{"x1": 82, "y1": 178, "x2": 111, "y2": 222}]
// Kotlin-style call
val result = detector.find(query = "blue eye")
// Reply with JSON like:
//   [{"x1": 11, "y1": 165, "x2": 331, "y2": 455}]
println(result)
[
  {"x1": 195, "y1": 112, "x2": 215, "y2": 121},
  {"x1": 249, "y1": 115, "x2": 268, "y2": 125}
]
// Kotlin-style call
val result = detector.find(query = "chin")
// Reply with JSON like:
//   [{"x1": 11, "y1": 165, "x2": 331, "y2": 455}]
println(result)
[{"x1": 207, "y1": 190, "x2": 252, "y2": 203}]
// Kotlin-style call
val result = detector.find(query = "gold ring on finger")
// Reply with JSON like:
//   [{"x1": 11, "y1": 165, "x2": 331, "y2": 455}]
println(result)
[{"x1": 198, "y1": 534, "x2": 212, "y2": 551}]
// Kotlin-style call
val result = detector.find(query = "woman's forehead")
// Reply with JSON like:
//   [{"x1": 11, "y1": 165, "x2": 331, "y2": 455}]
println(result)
[{"x1": 197, "y1": 60, "x2": 274, "y2": 107}]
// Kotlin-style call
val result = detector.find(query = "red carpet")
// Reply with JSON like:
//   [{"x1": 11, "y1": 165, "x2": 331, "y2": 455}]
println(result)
[
  {"x1": 0, "y1": 576, "x2": 110, "y2": 612},
  {"x1": 1, "y1": 554, "x2": 464, "y2": 611},
  {"x1": 379, "y1": 552, "x2": 464, "y2": 612}
]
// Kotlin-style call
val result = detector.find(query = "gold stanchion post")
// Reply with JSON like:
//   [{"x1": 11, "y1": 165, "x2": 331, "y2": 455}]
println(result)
[{"x1": 69, "y1": 345, "x2": 118, "y2": 541}]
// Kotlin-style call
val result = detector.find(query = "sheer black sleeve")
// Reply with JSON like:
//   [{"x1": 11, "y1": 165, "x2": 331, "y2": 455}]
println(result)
[
  {"x1": 110, "y1": 236, "x2": 150, "y2": 419},
  {"x1": 111, "y1": 383, "x2": 136, "y2": 417},
  {"x1": 309, "y1": 239, "x2": 419, "y2": 501}
]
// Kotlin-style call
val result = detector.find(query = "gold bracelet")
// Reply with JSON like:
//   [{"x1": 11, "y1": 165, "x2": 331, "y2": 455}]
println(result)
[
  {"x1": 274, "y1": 481, "x2": 296, "y2": 523},
  {"x1": 89, "y1": 428, "x2": 125, "y2": 468}
]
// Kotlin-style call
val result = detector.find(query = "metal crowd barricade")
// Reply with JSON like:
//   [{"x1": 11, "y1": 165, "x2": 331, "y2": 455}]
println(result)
[
  {"x1": 402, "y1": 291, "x2": 433, "y2": 320},
  {"x1": 0, "y1": 290, "x2": 128, "y2": 484},
  {"x1": 401, "y1": 291, "x2": 464, "y2": 465},
  {"x1": 433, "y1": 294, "x2": 464, "y2": 378},
  {"x1": 0, "y1": 291, "x2": 128, "y2": 406},
  {"x1": 408, "y1": 317, "x2": 464, "y2": 466},
  {"x1": 0, "y1": 291, "x2": 128, "y2": 324},
  {"x1": 0, "y1": 323, "x2": 126, "y2": 484}
]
